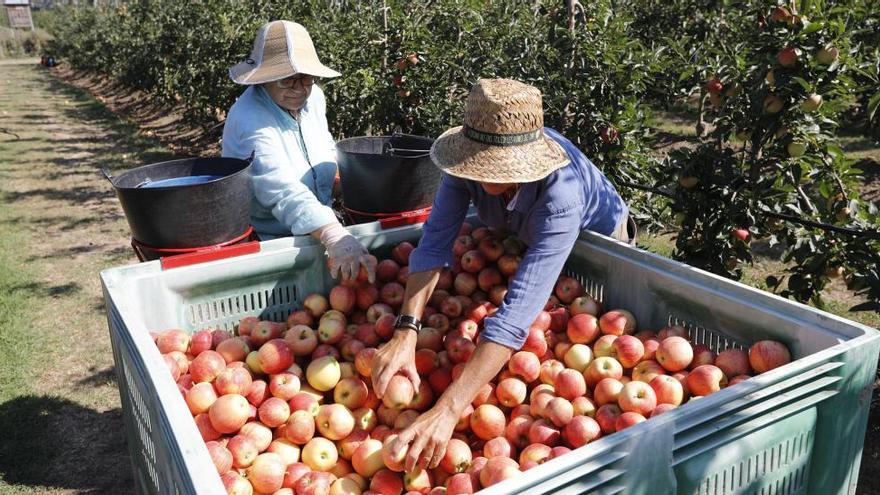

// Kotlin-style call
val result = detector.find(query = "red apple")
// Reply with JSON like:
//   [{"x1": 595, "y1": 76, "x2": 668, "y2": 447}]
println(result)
[
  {"x1": 497, "y1": 255, "x2": 521, "y2": 277},
  {"x1": 610, "y1": 335, "x2": 644, "y2": 368},
  {"x1": 567, "y1": 314, "x2": 600, "y2": 344},
  {"x1": 286, "y1": 310, "x2": 314, "y2": 329},
  {"x1": 157, "y1": 329, "x2": 190, "y2": 354},
  {"x1": 392, "y1": 242, "x2": 414, "y2": 266},
  {"x1": 615, "y1": 412, "x2": 646, "y2": 431},
  {"x1": 217, "y1": 337, "x2": 251, "y2": 364},
  {"x1": 508, "y1": 351, "x2": 540, "y2": 383},
  {"x1": 655, "y1": 336, "x2": 693, "y2": 372},
  {"x1": 453, "y1": 272, "x2": 477, "y2": 296},
  {"x1": 593, "y1": 378, "x2": 624, "y2": 406},
  {"x1": 371, "y1": 468, "x2": 404, "y2": 495},
  {"x1": 471, "y1": 404, "x2": 506, "y2": 440},
  {"x1": 206, "y1": 441, "x2": 233, "y2": 474},
  {"x1": 209, "y1": 394, "x2": 250, "y2": 434},
  {"x1": 186, "y1": 382, "x2": 218, "y2": 415},
  {"x1": 295, "y1": 471, "x2": 335, "y2": 495},
  {"x1": 748, "y1": 340, "x2": 791, "y2": 373},
  {"x1": 228, "y1": 434, "x2": 259, "y2": 468},
  {"x1": 598, "y1": 310, "x2": 636, "y2": 336},
  {"x1": 285, "y1": 325, "x2": 319, "y2": 357},
  {"x1": 382, "y1": 375, "x2": 415, "y2": 410},
  {"x1": 477, "y1": 237, "x2": 504, "y2": 262},
  {"x1": 216, "y1": 366, "x2": 254, "y2": 396},
  {"x1": 316, "y1": 403, "x2": 355, "y2": 440},
  {"x1": 594, "y1": 404, "x2": 622, "y2": 434},
  {"x1": 496, "y1": 378, "x2": 527, "y2": 407},
  {"x1": 554, "y1": 369, "x2": 586, "y2": 400},
  {"x1": 618, "y1": 381, "x2": 657, "y2": 415},
  {"x1": 539, "y1": 359, "x2": 565, "y2": 385},
  {"x1": 687, "y1": 365, "x2": 728, "y2": 396},
  {"x1": 715, "y1": 348, "x2": 752, "y2": 377},
  {"x1": 460, "y1": 250, "x2": 486, "y2": 274},
  {"x1": 584, "y1": 356, "x2": 624, "y2": 387},
  {"x1": 247, "y1": 452, "x2": 286, "y2": 493}
]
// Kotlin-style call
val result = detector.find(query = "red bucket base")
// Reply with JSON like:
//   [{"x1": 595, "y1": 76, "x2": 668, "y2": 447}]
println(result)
[
  {"x1": 132, "y1": 226, "x2": 258, "y2": 263},
  {"x1": 344, "y1": 206, "x2": 432, "y2": 229}
]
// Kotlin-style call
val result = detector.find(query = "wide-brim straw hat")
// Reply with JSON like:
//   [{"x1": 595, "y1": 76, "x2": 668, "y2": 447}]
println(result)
[
  {"x1": 430, "y1": 79, "x2": 569, "y2": 183},
  {"x1": 229, "y1": 20, "x2": 340, "y2": 85}
]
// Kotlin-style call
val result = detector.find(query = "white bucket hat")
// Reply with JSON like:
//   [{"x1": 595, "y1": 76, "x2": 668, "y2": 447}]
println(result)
[{"x1": 229, "y1": 20, "x2": 341, "y2": 85}]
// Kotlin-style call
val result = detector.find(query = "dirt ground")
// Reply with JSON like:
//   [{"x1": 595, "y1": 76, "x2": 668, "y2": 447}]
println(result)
[{"x1": 0, "y1": 59, "x2": 878, "y2": 494}]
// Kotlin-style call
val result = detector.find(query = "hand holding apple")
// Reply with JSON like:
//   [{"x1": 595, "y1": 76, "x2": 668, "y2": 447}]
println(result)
[{"x1": 372, "y1": 329, "x2": 420, "y2": 398}]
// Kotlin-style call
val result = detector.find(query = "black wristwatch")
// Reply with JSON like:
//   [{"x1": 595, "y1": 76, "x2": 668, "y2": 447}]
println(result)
[{"x1": 394, "y1": 314, "x2": 422, "y2": 333}]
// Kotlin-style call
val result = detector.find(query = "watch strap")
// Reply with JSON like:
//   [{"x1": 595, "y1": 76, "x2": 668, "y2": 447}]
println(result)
[{"x1": 394, "y1": 314, "x2": 422, "y2": 332}]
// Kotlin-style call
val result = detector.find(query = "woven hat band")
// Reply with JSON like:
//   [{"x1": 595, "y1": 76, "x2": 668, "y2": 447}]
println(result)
[{"x1": 462, "y1": 126, "x2": 541, "y2": 147}]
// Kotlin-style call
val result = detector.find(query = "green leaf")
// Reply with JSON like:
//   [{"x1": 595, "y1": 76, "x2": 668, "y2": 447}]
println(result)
[
  {"x1": 868, "y1": 91, "x2": 880, "y2": 123},
  {"x1": 792, "y1": 77, "x2": 812, "y2": 92}
]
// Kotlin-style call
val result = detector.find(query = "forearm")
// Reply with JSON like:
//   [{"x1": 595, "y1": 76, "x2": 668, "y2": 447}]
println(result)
[
  {"x1": 435, "y1": 341, "x2": 512, "y2": 414},
  {"x1": 399, "y1": 268, "x2": 441, "y2": 319}
]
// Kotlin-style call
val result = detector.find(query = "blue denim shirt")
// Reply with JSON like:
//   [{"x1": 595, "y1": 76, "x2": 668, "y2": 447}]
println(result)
[
  {"x1": 222, "y1": 85, "x2": 338, "y2": 238},
  {"x1": 409, "y1": 128, "x2": 626, "y2": 350}
]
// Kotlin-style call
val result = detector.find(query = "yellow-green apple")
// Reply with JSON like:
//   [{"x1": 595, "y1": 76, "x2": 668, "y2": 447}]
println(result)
[
  {"x1": 562, "y1": 415, "x2": 601, "y2": 448},
  {"x1": 801, "y1": 93, "x2": 823, "y2": 112},
  {"x1": 592, "y1": 335, "x2": 618, "y2": 358},
  {"x1": 209, "y1": 394, "x2": 250, "y2": 434},
  {"x1": 245, "y1": 351, "x2": 264, "y2": 375},
  {"x1": 258, "y1": 397, "x2": 291, "y2": 428},
  {"x1": 329, "y1": 476, "x2": 362, "y2": 495},
  {"x1": 632, "y1": 360, "x2": 665, "y2": 383},
  {"x1": 352, "y1": 407, "x2": 377, "y2": 432},
  {"x1": 749, "y1": 340, "x2": 791, "y2": 372},
  {"x1": 302, "y1": 437, "x2": 338, "y2": 472},
  {"x1": 763, "y1": 95, "x2": 784, "y2": 114},
  {"x1": 572, "y1": 396, "x2": 597, "y2": 417},
  {"x1": 787, "y1": 141, "x2": 806, "y2": 157},
  {"x1": 307, "y1": 355, "x2": 341, "y2": 392},
  {"x1": 656, "y1": 337, "x2": 693, "y2": 372},
  {"x1": 687, "y1": 365, "x2": 728, "y2": 396},
  {"x1": 268, "y1": 438, "x2": 301, "y2": 465},
  {"x1": 303, "y1": 293, "x2": 329, "y2": 318}
]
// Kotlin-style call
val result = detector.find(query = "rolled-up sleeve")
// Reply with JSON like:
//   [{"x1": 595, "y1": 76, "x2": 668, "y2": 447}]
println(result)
[
  {"x1": 247, "y1": 130, "x2": 338, "y2": 235},
  {"x1": 409, "y1": 174, "x2": 472, "y2": 273},
  {"x1": 480, "y1": 206, "x2": 582, "y2": 350}
]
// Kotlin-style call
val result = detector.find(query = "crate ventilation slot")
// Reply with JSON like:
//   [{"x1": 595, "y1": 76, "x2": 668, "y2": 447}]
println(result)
[
  {"x1": 668, "y1": 314, "x2": 749, "y2": 352},
  {"x1": 185, "y1": 284, "x2": 299, "y2": 330},
  {"x1": 121, "y1": 348, "x2": 159, "y2": 493},
  {"x1": 693, "y1": 429, "x2": 813, "y2": 495},
  {"x1": 563, "y1": 266, "x2": 604, "y2": 303}
]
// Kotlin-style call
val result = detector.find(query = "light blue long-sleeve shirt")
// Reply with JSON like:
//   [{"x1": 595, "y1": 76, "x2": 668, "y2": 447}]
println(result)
[
  {"x1": 409, "y1": 128, "x2": 627, "y2": 350},
  {"x1": 221, "y1": 85, "x2": 338, "y2": 237}
]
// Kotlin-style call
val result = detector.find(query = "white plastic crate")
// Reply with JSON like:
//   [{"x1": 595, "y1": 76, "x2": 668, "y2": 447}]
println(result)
[{"x1": 101, "y1": 220, "x2": 879, "y2": 495}]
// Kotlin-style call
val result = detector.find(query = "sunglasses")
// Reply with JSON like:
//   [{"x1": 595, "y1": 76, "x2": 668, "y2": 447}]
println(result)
[{"x1": 276, "y1": 74, "x2": 317, "y2": 89}]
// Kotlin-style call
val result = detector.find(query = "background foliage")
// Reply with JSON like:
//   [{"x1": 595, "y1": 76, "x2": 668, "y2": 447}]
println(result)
[{"x1": 42, "y1": 0, "x2": 880, "y2": 307}]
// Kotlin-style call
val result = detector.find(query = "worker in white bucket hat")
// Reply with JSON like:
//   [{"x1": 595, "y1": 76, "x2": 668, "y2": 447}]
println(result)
[{"x1": 222, "y1": 20, "x2": 375, "y2": 283}]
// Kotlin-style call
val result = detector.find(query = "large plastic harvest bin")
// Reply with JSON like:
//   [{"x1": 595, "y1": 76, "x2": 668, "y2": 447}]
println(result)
[{"x1": 100, "y1": 220, "x2": 879, "y2": 495}]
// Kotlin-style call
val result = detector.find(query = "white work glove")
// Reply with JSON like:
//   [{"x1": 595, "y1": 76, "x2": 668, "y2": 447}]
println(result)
[{"x1": 316, "y1": 223, "x2": 376, "y2": 283}]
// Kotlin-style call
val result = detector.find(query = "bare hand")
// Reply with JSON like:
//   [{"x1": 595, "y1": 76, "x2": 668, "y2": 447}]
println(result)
[
  {"x1": 391, "y1": 403, "x2": 459, "y2": 472},
  {"x1": 371, "y1": 330, "x2": 419, "y2": 397}
]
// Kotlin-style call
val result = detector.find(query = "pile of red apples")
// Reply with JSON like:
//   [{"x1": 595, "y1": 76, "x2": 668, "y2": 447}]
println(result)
[{"x1": 151, "y1": 223, "x2": 793, "y2": 495}]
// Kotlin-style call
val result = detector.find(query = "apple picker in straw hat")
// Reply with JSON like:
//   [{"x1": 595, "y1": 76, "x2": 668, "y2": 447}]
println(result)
[
  {"x1": 368, "y1": 79, "x2": 635, "y2": 475},
  {"x1": 222, "y1": 21, "x2": 378, "y2": 285},
  {"x1": 229, "y1": 20, "x2": 341, "y2": 84}
]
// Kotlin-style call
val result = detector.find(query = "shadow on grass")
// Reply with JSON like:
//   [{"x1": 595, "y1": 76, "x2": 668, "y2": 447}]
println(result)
[
  {"x1": 5, "y1": 280, "x2": 81, "y2": 297},
  {"x1": 77, "y1": 366, "x2": 117, "y2": 388},
  {"x1": 0, "y1": 395, "x2": 132, "y2": 493}
]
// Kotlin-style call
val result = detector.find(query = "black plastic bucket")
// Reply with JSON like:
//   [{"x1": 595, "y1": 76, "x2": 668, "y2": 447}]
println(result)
[
  {"x1": 336, "y1": 134, "x2": 441, "y2": 214},
  {"x1": 103, "y1": 157, "x2": 252, "y2": 248}
]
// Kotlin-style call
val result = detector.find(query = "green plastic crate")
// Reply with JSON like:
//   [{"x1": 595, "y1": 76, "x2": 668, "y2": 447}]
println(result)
[{"x1": 100, "y1": 220, "x2": 879, "y2": 495}]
